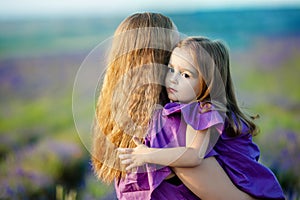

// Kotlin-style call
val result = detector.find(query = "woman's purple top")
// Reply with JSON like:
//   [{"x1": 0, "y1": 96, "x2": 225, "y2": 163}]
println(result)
[{"x1": 115, "y1": 102, "x2": 285, "y2": 200}]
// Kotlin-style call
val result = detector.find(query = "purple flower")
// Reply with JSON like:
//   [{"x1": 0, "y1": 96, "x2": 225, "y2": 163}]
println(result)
[{"x1": 260, "y1": 129, "x2": 300, "y2": 193}]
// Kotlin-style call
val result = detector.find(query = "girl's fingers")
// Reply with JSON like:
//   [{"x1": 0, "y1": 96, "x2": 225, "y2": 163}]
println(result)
[
  {"x1": 119, "y1": 154, "x2": 131, "y2": 160},
  {"x1": 126, "y1": 163, "x2": 136, "y2": 171},
  {"x1": 121, "y1": 159, "x2": 132, "y2": 165},
  {"x1": 118, "y1": 148, "x2": 133, "y2": 153}
]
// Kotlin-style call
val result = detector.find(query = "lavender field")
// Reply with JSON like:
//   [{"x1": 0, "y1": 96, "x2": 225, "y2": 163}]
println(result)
[{"x1": 0, "y1": 8, "x2": 300, "y2": 199}]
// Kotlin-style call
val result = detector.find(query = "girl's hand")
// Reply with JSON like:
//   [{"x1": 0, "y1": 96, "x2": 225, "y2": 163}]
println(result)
[{"x1": 118, "y1": 136, "x2": 150, "y2": 171}]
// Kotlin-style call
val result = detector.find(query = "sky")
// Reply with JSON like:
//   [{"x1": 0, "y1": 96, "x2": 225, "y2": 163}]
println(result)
[{"x1": 0, "y1": 0, "x2": 300, "y2": 18}]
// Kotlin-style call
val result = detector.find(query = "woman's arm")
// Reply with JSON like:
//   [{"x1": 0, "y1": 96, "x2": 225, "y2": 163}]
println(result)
[
  {"x1": 118, "y1": 125, "x2": 211, "y2": 170},
  {"x1": 173, "y1": 157, "x2": 256, "y2": 200}
]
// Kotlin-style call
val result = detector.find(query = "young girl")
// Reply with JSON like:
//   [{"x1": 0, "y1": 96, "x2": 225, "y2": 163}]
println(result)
[{"x1": 118, "y1": 37, "x2": 285, "y2": 199}]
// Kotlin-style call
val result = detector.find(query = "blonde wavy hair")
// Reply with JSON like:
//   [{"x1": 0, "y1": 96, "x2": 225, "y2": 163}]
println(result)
[{"x1": 91, "y1": 12, "x2": 178, "y2": 183}]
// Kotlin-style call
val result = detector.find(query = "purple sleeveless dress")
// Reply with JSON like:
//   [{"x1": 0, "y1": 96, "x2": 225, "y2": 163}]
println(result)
[{"x1": 115, "y1": 102, "x2": 285, "y2": 200}]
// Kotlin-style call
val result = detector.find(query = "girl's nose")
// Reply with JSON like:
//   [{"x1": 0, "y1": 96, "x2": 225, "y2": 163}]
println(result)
[{"x1": 169, "y1": 73, "x2": 178, "y2": 84}]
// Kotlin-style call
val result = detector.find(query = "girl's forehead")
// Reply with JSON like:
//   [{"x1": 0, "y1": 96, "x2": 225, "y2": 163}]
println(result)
[
  {"x1": 172, "y1": 47, "x2": 189, "y2": 57},
  {"x1": 170, "y1": 47, "x2": 195, "y2": 66}
]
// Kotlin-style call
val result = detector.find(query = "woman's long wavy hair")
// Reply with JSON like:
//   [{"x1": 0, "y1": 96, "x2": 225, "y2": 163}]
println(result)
[
  {"x1": 91, "y1": 12, "x2": 178, "y2": 183},
  {"x1": 176, "y1": 37, "x2": 258, "y2": 137}
]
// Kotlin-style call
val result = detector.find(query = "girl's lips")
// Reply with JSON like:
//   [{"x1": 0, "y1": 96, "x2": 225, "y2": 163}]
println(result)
[{"x1": 167, "y1": 87, "x2": 177, "y2": 93}]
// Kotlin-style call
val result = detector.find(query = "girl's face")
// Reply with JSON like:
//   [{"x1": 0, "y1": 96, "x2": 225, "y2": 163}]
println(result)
[{"x1": 165, "y1": 47, "x2": 201, "y2": 103}]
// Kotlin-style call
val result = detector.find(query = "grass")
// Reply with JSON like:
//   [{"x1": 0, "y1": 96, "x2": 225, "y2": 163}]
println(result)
[{"x1": 56, "y1": 185, "x2": 77, "y2": 200}]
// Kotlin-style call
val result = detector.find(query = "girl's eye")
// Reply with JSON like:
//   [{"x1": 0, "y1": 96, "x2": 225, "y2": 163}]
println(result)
[
  {"x1": 168, "y1": 67, "x2": 175, "y2": 73},
  {"x1": 181, "y1": 73, "x2": 190, "y2": 78}
]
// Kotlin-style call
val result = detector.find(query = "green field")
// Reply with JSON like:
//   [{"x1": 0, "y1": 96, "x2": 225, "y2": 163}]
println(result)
[{"x1": 1, "y1": 10, "x2": 300, "y2": 199}]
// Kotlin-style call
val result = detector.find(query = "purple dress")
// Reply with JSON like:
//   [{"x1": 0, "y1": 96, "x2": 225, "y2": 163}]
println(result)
[{"x1": 115, "y1": 102, "x2": 285, "y2": 200}]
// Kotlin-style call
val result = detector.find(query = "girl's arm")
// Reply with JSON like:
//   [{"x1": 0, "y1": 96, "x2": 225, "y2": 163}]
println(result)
[
  {"x1": 118, "y1": 125, "x2": 212, "y2": 170},
  {"x1": 118, "y1": 126, "x2": 256, "y2": 199}
]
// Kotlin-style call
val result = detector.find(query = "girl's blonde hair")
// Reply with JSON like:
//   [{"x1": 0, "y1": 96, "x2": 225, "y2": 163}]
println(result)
[
  {"x1": 176, "y1": 37, "x2": 258, "y2": 136},
  {"x1": 92, "y1": 12, "x2": 178, "y2": 183}
]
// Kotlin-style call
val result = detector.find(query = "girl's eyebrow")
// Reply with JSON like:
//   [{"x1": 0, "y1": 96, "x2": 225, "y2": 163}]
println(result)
[
  {"x1": 169, "y1": 62, "x2": 197, "y2": 76},
  {"x1": 168, "y1": 63, "x2": 175, "y2": 68}
]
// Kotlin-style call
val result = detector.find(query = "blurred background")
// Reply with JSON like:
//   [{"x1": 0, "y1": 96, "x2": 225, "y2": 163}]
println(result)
[{"x1": 0, "y1": 0, "x2": 300, "y2": 199}]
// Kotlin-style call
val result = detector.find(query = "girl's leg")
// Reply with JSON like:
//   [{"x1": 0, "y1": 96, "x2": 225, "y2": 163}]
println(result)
[{"x1": 173, "y1": 157, "x2": 257, "y2": 200}]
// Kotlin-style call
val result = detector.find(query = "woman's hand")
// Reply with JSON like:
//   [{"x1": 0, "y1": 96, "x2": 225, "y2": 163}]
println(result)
[{"x1": 118, "y1": 137, "x2": 150, "y2": 171}]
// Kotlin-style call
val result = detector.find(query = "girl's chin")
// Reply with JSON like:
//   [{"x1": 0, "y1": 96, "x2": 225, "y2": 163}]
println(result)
[{"x1": 167, "y1": 97, "x2": 177, "y2": 103}]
